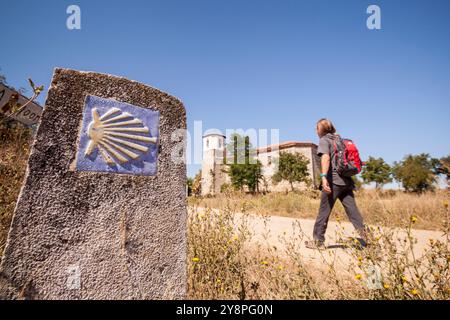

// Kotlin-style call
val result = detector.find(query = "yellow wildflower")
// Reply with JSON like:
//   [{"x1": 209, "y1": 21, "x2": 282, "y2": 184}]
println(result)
[
  {"x1": 355, "y1": 274, "x2": 362, "y2": 280},
  {"x1": 383, "y1": 283, "x2": 390, "y2": 289},
  {"x1": 261, "y1": 260, "x2": 269, "y2": 266},
  {"x1": 410, "y1": 215, "x2": 418, "y2": 224},
  {"x1": 277, "y1": 265, "x2": 283, "y2": 271},
  {"x1": 444, "y1": 200, "x2": 449, "y2": 209},
  {"x1": 192, "y1": 257, "x2": 200, "y2": 262},
  {"x1": 401, "y1": 275, "x2": 408, "y2": 283},
  {"x1": 411, "y1": 289, "x2": 418, "y2": 296}
]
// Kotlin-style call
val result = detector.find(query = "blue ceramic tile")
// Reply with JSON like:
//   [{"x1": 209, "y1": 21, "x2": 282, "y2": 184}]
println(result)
[{"x1": 75, "y1": 95, "x2": 159, "y2": 176}]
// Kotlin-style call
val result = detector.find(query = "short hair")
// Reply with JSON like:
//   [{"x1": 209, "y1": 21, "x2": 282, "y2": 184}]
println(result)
[{"x1": 316, "y1": 118, "x2": 336, "y2": 135}]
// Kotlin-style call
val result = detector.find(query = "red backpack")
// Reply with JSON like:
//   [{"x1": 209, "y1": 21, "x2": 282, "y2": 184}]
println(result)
[{"x1": 332, "y1": 135, "x2": 362, "y2": 177}]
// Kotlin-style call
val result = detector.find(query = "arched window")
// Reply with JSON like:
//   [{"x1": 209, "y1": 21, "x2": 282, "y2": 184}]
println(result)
[
  {"x1": 206, "y1": 139, "x2": 209, "y2": 148},
  {"x1": 218, "y1": 139, "x2": 222, "y2": 148}
]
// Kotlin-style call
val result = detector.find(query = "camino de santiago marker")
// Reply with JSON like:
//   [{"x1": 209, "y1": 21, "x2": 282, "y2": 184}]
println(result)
[{"x1": 0, "y1": 68, "x2": 187, "y2": 299}]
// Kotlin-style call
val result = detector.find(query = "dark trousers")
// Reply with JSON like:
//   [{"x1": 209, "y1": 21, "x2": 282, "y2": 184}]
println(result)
[{"x1": 313, "y1": 184, "x2": 365, "y2": 242}]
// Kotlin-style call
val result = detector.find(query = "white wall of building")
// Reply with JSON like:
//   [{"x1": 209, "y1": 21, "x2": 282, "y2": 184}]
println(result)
[{"x1": 201, "y1": 137, "x2": 320, "y2": 195}]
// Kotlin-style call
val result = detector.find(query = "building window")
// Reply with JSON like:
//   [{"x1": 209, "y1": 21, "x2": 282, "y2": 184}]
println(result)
[
  {"x1": 218, "y1": 139, "x2": 222, "y2": 148},
  {"x1": 206, "y1": 139, "x2": 209, "y2": 148}
]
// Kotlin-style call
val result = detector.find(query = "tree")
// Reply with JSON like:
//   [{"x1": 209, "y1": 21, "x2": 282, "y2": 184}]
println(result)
[
  {"x1": 225, "y1": 133, "x2": 262, "y2": 193},
  {"x1": 352, "y1": 176, "x2": 363, "y2": 190},
  {"x1": 191, "y1": 170, "x2": 202, "y2": 197},
  {"x1": 244, "y1": 160, "x2": 263, "y2": 193},
  {"x1": 186, "y1": 177, "x2": 193, "y2": 196},
  {"x1": 228, "y1": 163, "x2": 247, "y2": 191},
  {"x1": 392, "y1": 153, "x2": 438, "y2": 193},
  {"x1": 361, "y1": 156, "x2": 392, "y2": 189},
  {"x1": 226, "y1": 133, "x2": 256, "y2": 165},
  {"x1": 436, "y1": 155, "x2": 450, "y2": 184},
  {"x1": 272, "y1": 152, "x2": 310, "y2": 191}
]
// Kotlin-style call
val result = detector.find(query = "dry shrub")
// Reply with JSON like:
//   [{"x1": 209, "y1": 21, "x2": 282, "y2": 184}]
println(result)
[
  {"x1": 187, "y1": 203, "x2": 323, "y2": 299},
  {"x1": 0, "y1": 118, "x2": 32, "y2": 255},
  {"x1": 338, "y1": 215, "x2": 449, "y2": 299},
  {"x1": 187, "y1": 200, "x2": 450, "y2": 300}
]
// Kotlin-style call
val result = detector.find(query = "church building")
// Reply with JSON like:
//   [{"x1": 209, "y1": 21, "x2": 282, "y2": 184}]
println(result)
[{"x1": 201, "y1": 133, "x2": 321, "y2": 196}]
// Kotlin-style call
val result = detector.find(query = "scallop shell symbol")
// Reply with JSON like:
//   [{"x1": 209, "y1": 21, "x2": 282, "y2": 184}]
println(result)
[{"x1": 84, "y1": 107, "x2": 157, "y2": 165}]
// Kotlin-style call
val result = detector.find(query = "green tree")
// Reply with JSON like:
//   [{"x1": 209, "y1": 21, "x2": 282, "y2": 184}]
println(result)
[
  {"x1": 228, "y1": 164, "x2": 246, "y2": 191},
  {"x1": 186, "y1": 177, "x2": 193, "y2": 196},
  {"x1": 392, "y1": 153, "x2": 438, "y2": 193},
  {"x1": 361, "y1": 156, "x2": 392, "y2": 189},
  {"x1": 244, "y1": 160, "x2": 263, "y2": 193},
  {"x1": 191, "y1": 170, "x2": 202, "y2": 197},
  {"x1": 226, "y1": 133, "x2": 257, "y2": 165},
  {"x1": 436, "y1": 155, "x2": 450, "y2": 184},
  {"x1": 272, "y1": 152, "x2": 310, "y2": 191},
  {"x1": 225, "y1": 134, "x2": 262, "y2": 193},
  {"x1": 352, "y1": 176, "x2": 363, "y2": 190}
]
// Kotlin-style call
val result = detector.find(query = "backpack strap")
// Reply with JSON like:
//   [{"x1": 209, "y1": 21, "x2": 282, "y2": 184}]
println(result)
[{"x1": 332, "y1": 139, "x2": 338, "y2": 171}]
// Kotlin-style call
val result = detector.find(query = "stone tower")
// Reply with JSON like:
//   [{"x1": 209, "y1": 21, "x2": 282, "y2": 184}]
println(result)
[{"x1": 201, "y1": 132, "x2": 226, "y2": 196}]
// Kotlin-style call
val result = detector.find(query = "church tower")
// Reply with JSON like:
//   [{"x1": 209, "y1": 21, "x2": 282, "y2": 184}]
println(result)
[{"x1": 201, "y1": 133, "x2": 226, "y2": 196}]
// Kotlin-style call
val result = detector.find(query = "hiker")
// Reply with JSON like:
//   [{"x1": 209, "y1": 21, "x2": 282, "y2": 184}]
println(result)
[{"x1": 305, "y1": 118, "x2": 369, "y2": 249}]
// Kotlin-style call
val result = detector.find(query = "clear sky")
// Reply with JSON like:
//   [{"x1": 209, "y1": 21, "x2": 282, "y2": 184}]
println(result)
[{"x1": 1, "y1": 0, "x2": 449, "y2": 178}]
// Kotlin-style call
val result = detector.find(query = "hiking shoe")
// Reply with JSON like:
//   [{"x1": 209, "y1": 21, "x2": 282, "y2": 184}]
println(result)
[
  {"x1": 357, "y1": 227, "x2": 373, "y2": 247},
  {"x1": 305, "y1": 240, "x2": 326, "y2": 250}
]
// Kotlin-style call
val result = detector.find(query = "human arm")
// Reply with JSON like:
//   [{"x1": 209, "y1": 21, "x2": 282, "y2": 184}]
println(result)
[
  {"x1": 320, "y1": 154, "x2": 332, "y2": 193},
  {"x1": 317, "y1": 137, "x2": 332, "y2": 194}
]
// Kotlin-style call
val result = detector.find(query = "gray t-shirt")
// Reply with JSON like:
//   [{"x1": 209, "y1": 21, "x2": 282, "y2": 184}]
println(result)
[{"x1": 317, "y1": 133, "x2": 353, "y2": 186}]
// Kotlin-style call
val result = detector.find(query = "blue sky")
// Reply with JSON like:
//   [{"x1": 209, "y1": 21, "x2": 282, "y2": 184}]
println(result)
[{"x1": 1, "y1": 0, "x2": 449, "y2": 179}]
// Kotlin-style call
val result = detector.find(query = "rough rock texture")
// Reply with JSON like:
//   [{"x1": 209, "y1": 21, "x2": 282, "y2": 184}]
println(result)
[{"x1": 0, "y1": 68, "x2": 187, "y2": 299}]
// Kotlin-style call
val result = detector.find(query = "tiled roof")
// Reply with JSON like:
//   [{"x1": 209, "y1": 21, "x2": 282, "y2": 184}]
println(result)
[{"x1": 256, "y1": 141, "x2": 317, "y2": 154}]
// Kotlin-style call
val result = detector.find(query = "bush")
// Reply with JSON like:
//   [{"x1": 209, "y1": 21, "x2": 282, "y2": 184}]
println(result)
[{"x1": 0, "y1": 117, "x2": 32, "y2": 256}]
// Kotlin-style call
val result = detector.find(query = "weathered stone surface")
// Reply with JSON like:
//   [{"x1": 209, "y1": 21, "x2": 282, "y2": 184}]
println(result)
[{"x1": 0, "y1": 68, "x2": 187, "y2": 299}]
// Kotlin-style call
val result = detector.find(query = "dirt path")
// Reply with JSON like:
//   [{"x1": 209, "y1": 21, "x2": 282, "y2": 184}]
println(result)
[
  {"x1": 235, "y1": 212, "x2": 446, "y2": 270},
  {"x1": 192, "y1": 207, "x2": 446, "y2": 271}
]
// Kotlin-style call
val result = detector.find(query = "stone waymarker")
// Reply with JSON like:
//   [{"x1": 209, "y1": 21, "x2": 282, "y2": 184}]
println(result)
[{"x1": 0, "y1": 68, "x2": 187, "y2": 299}]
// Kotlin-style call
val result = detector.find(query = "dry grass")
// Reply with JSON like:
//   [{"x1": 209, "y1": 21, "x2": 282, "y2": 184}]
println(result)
[
  {"x1": 189, "y1": 189, "x2": 450, "y2": 231},
  {"x1": 187, "y1": 205, "x2": 323, "y2": 299},
  {"x1": 187, "y1": 202, "x2": 450, "y2": 300},
  {"x1": 0, "y1": 118, "x2": 32, "y2": 256}
]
